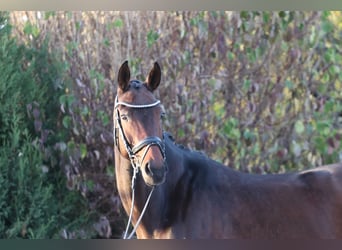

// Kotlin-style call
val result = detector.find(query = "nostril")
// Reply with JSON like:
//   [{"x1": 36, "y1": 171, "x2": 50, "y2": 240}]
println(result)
[{"x1": 144, "y1": 162, "x2": 153, "y2": 177}]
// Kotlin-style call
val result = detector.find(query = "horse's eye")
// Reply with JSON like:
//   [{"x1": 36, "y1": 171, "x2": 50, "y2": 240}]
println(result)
[{"x1": 121, "y1": 115, "x2": 128, "y2": 121}]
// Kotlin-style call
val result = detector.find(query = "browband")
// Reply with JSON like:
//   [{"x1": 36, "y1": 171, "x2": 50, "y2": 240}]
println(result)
[{"x1": 115, "y1": 95, "x2": 160, "y2": 109}]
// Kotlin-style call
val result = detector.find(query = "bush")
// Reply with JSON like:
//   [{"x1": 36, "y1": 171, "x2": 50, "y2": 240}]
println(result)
[
  {"x1": 0, "y1": 131, "x2": 91, "y2": 238},
  {"x1": 0, "y1": 12, "x2": 95, "y2": 238}
]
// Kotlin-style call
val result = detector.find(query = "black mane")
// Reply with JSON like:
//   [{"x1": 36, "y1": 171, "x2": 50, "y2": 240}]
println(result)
[{"x1": 163, "y1": 131, "x2": 206, "y2": 156}]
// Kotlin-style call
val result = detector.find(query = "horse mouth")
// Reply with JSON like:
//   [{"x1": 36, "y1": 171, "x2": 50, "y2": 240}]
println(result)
[{"x1": 145, "y1": 176, "x2": 166, "y2": 187}]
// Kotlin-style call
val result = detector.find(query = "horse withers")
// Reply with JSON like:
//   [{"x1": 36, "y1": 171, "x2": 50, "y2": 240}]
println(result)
[{"x1": 113, "y1": 61, "x2": 342, "y2": 239}]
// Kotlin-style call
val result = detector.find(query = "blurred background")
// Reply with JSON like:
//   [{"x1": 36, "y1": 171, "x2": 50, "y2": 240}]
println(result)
[{"x1": 0, "y1": 11, "x2": 341, "y2": 238}]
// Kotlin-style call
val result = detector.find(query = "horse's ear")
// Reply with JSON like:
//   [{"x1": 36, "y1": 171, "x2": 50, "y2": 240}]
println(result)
[
  {"x1": 146, "y1": 62, "x2": 161, "y2": 91},
  {"x1": 118, "y1": 61, "x2": 130, "y2": 92}
]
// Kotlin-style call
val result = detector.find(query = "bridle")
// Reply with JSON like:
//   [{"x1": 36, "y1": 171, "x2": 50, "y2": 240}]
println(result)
[
  {"x1": 114, "y1": 95, "x2": 166, "y2": 172},
  {"x1": 113, "y1": 94, "x2": 166, "y2": 239}
]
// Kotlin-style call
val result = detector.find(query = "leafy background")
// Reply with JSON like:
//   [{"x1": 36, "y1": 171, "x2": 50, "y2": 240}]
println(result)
[{"x1": 1, "y1": 11, "x2": 341, "y2": 238}]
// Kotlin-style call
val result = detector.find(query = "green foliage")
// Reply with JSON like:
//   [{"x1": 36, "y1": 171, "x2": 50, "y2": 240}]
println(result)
[
  {"x1": 23, "y1": 22, "x2": 40, "y2": 38},
  {"x1": 146, "y1": 29, "x2": 159, "y2": 48},
  {"x1": 0, "y1": 14, "x2": 94, "y2": 238},
  {"x1": 0, "y1": 131, "x2": 92, "y2": 238}
]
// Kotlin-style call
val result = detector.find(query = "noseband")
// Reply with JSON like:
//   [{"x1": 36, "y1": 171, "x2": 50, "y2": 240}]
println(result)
[{"x1": 113, "y1": 95, "x2": 166, "y2": 239}]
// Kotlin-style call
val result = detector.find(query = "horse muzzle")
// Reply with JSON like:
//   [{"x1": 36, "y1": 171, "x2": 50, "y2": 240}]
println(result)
[
  {"x1": 142, "y1": 159, "x2": 168, "y2": 186},
  {"x1": 132, "y1": 136, "x2": 167, "y2": 186}
]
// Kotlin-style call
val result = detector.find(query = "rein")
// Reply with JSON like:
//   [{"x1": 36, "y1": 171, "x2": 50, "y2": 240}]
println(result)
[{"x1": 113, "y1": 95, "x2": 165, "y2": 239}]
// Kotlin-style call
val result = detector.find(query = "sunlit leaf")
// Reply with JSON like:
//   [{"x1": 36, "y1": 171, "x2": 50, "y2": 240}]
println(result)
[
  {"x1": 295, "y1": 120, "x2": 305, "y2": 134},
  {"x1": 114, "y1": 18, "x2": 123, "y2": 28},
  {"x1": 147, "y1": 30, "x2": 159, "y2": 48},
  {"x1": 62, "y1": 116, "x2": 71, "y2": 129},
  {"x1": 80, "y1": 143, "x2": 87, "y2": 159}
]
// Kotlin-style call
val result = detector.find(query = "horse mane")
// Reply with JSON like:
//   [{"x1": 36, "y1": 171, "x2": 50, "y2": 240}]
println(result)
[{"x1": 163, "y1": 131, "x2": 208, "y2": 157}]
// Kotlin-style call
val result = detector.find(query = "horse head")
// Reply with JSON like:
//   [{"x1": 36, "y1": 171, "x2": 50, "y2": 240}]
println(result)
[{"x1": 114, "y1": 61, "x2": 167, "y2": 187}]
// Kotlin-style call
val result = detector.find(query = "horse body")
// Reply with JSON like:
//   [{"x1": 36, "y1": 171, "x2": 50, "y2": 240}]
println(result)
[
  {"x1": 116, "y1": 132, "x2": 342, "y2": 238},
  {"x1": 113, "y1": 61, "x2": 342, "y2": 239}
]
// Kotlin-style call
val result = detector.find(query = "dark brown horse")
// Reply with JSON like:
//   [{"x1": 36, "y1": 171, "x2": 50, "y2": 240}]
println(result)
[{"x1": 113, "y1": 61, "x2": 342, "y2": 239}]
